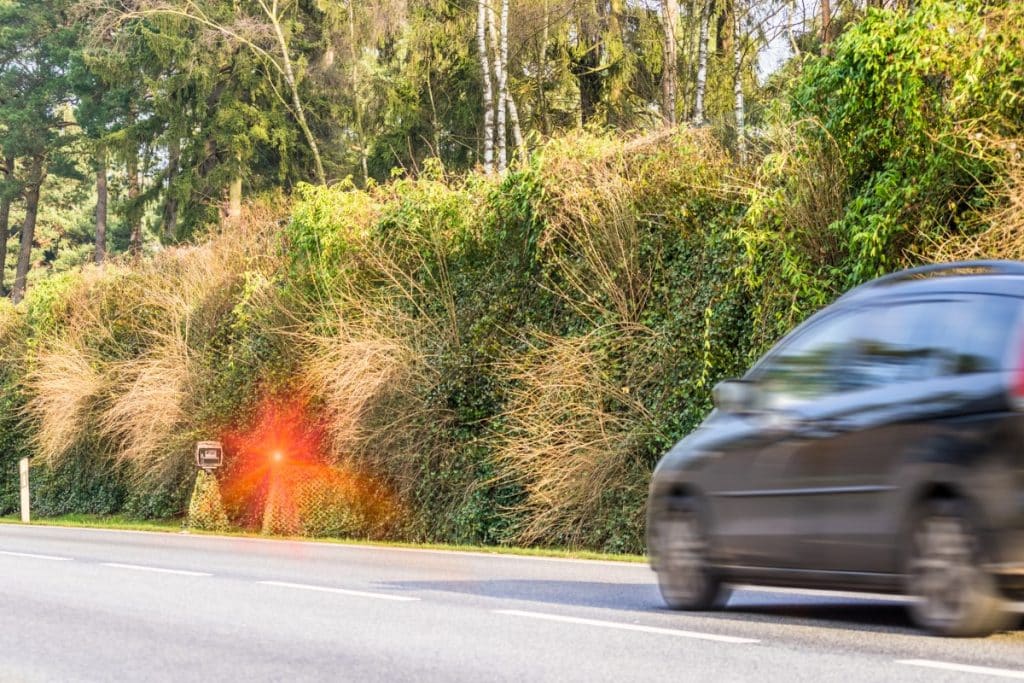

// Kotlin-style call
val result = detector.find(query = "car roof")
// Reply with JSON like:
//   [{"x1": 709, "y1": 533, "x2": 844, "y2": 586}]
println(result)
[{"x1": 836, "y1": 261, "x2": 1024, "y2": 306}]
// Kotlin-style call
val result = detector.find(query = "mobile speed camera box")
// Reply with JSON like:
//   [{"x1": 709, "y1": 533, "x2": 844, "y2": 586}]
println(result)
[{"x1": 195, "y1": 441, "x2": 224, "y2": 469}]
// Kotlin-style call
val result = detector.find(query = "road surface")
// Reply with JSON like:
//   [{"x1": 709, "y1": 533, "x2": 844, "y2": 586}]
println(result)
[{"x1": 0, "y1": 524, "x2": 1022, "y2": 682}]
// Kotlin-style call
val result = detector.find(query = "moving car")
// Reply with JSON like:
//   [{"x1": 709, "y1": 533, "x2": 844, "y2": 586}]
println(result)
[{"x1": 647, "y1": 261, "x2": 1024, "y2": 636}]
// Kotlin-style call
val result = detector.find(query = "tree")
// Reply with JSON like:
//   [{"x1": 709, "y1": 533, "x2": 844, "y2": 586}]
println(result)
[
  {"x1": 0, "y1": 155, "x2": 14, "y2": 292},
  {"x1": 118, "y1": 0, "x2": 327, "y2": 185},
  {"x1": 477, "y1": 0, "x2": 495, "y2": 173},
  {"x1": 661, "y1": 0, "x2": 680, "y2": 125},
  {"x1": 692, "y1": 0, "x2": 712, "y2": 125},
  {"x1": 0, "y1": 0, "x2": 80, "y2": 302}
]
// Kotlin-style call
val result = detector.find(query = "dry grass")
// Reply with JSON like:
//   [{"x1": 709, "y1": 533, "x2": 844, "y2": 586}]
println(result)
[
  {"x1": 537, "y1": 134, "x2": 652, "y2": 324},
  {"x1": 24, "y1": 340, "x2": 108, "y2": 464},
  {"x1": 930, "y1": 131, "x2": 1024, "y2": 262},
  {"x1": 496, "y1": 328, "x2": 653, "y2": 547},
  {"x1": 300, "y1": 302, "x2": 435, "y2": 450},
  {"x1": 746, "y1": 119, "x2": 848, "y2": 267},
  {"x1": 98, "y1": 335, "x2": 194, "y2": 480},
  {"x1": 21, "y1": 202, "x2": 285, "y2": 479},
  {"x1": 536, "y1": 129, "x2": 733, "y2": 324}
]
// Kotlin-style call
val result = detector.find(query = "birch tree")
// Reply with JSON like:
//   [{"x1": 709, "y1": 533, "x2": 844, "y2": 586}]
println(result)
[
  {"x1": 487, "y1": 0, "x2": 508, "y2": 171},
  {"x1": 477, "y1": 0, "x2": 495, "y2": 173},
  {"x1": 692, "y1": 0, "x2": 712, "y2": 125},
  {"x1": 661, "y1": 0, "x2": 679, "y2": 125}
]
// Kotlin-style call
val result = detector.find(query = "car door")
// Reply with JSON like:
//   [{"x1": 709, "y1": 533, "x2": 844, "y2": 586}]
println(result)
[
  {"x1": 704, "y1": 308, "x2": 869, "y2": 569},
  {"x1": 792, "y1": 295, "x2": 1021, "y2": 574}
]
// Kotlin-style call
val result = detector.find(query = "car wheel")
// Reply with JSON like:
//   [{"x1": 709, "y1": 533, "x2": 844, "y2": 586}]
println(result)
[
  {"x1": 653, "y1": 500, "x2": 729, "y2": 610},
  {"x1": 905, "y1": 499, "x2": 1013, "y2": 637}
]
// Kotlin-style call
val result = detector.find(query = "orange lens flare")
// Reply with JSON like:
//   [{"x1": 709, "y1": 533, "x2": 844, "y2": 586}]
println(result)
[{"x1": 218, "y1": 396, "x2": 397, "y2": 537}]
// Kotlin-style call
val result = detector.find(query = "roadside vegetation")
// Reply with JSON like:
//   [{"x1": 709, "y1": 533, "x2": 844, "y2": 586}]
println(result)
[{"x1": 0, "y1": 1, "x2": 1022, "y2": 554}]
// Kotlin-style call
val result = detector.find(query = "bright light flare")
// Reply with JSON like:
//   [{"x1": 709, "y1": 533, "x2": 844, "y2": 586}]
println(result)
[{"x1": 218, "y1": 395, "x2": 397, "y2": 538}]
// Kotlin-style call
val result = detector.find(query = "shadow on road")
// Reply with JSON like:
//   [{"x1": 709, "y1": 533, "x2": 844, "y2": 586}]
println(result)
[
  {"x1": 382, "y1": 578, "x2": 1013, "y2": 635},
  {"x1": 383, "y1": 579, "x2": 665, "y2": 611},
  {"x1": 722, "y1": 596, "x2": 917, "y2": 632}
]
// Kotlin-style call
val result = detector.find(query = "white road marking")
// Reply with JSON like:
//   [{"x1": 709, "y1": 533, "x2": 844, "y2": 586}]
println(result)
[
  {"x1": 258, "y1": 580, "x2": 420, "y2": 602},
  {"x1": 896, "y1": 660, "x2": 1024, "y2": 679},
  {"x1": 0, "y1": 550, "x2": 72, "y2": 562},
  {"x1": 101, "y1": 562, "x2": 211, "y2": 577},
  {"x1": 494, "y1": 609, "x2": 760, "y2": 644}
]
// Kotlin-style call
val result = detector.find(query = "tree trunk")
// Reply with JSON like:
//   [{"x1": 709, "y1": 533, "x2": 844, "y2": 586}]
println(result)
[
  {"x1": 477, "y1": 0, "x2": 495, "y2": 173},
  {"x1": 538, "y1": 0, "x2": 551, "y2": 136},
  {"x1": 163, "y1": 136, "x2": 180, "y2": 241},
  {"x1": 12, "y1": 157, "x2": 44, "y2": 304},
  {"x1": 820, "y1": 0, "x2": 832, "y2": 55},
  {"x1": 227, "y1": 174, "x2": 242, "y2": 224},
  {"x1": 348, "y1": 0, "x2": 369, "y2": 185},
  {"x1": 0, "y1": 155, "x2": 13, "y2": 294},
  {"x1": 500, "y1": 0, "x2": 527, "y2": 164},
  {"x1": 128, "y1": 147, "x2": 142, "y2": 258},
  {"x1": 487, "y1": 1, "x2": 508, "y2": 172},
  {"x1": 95, "y1": 152, "x2": 107, "y2": 266},
  {"x1": 733, "y1": 12, "x2": 747, "y2": 164},
  {"x1": 267, "y1": 2, "x2": 326, "y2": 185},
  {"x1": 693, "y1": 0, "x2": 712, "y2": 125},
  {"x1": 661, "y1": 0, "x2": 680, "y2": 125}
]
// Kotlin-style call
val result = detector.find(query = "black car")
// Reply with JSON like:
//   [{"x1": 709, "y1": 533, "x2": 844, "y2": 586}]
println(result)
[{"x1": 647, "y1": 261, "x2": 1024, "y2": 636}]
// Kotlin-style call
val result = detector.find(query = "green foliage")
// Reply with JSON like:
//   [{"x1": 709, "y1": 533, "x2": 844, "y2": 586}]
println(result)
[
  {"x1": 187, "y1": 470, "x2": 229, "y2": 532},
  {"x1": 6, "y1": 1, "x2": 1024, "y2": 555},
  {"x1": 740, "y1": 0, "x2": 1024, "y2": 344}
]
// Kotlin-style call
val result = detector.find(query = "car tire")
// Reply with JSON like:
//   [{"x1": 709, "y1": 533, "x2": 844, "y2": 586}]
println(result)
[
  {"x1": 905, "y1": 498, "x2": 1014, "y2": 637},
  {"x1": 653, "y1": 499, "x2": 730, "y2": 611}
]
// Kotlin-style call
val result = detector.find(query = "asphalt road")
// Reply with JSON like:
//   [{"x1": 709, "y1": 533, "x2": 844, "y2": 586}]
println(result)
[{"x1": 1, "y1": 525, "x2": 1022, "y2": 682}]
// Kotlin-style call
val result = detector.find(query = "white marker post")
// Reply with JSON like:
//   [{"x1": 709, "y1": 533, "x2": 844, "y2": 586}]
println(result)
[{"x1": 19, "y1": 458, "x2": 30, "y2": 523}]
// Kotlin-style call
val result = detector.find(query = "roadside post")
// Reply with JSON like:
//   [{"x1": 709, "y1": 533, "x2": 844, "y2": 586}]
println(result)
[
  {"x1": 19, "y1": 457, "x2": 29, "y2": 523},
  {"x1": 188, "y1": 441, "x2": 229, "y2": 531}
]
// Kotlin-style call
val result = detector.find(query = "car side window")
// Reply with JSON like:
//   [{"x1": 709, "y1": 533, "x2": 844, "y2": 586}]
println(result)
[
  {"x1": 844, "y1": 302, "x2": 949, "y2": 386},
  {"x1": 753, "y1": 310, "x2": 866, "y2": 408},
  {"x1": 944, "y1": 295, "x2": 1020, "y2": 374}
]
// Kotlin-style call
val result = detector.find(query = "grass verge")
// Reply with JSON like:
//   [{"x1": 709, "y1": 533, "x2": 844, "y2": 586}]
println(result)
[{"x1": 0, "y1": 514, "x2": 647, "y2": 563}]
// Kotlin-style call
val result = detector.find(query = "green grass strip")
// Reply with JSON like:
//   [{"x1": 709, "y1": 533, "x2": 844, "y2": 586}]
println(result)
[{"x1": 0, "y1": 514, "x2": 647, "y2": 563}]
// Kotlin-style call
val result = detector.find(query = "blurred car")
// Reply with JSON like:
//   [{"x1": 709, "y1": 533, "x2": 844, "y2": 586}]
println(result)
[{"x1": 647, "y1": 260, "x2": 1024, "y2": 636}]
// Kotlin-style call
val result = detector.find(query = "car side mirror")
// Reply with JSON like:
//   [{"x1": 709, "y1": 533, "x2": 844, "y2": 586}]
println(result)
[{"x1": 712, "y1": 379, "x2": 758, "y2": 414}]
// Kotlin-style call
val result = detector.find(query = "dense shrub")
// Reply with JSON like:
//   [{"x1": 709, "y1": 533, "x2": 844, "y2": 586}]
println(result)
[{"x1": 5, "y1": 1, "x2": 1023, "y2": 553}]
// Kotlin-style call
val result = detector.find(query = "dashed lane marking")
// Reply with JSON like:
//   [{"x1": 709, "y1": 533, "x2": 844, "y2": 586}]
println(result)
[
  {"x1": 0, "y1": 550, "x2": 73, "y2": 561},
  {"x1": 258, "y1": 580, "x2": 420, "y2": 602},
  {"x1": 101, "y1": 562, "x2": 212, "y2": 577}
]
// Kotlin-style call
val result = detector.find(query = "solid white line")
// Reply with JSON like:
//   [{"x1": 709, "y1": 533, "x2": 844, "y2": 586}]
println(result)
[
  {"x1": 258, "y1": 580, "x2": 420, "y2": 602},
  {"x1": 0, "y1": 550, "x2": 72, "y2": 562},
  {"x1": 101, "y1": 562, "x2": 211, "y2": 577},
  {"x1": 494, "y1": 609, "x2": 760, "y2": 644},
  {"x1": 896, "y1": 660, "x2": 1024, "y2": 679}
]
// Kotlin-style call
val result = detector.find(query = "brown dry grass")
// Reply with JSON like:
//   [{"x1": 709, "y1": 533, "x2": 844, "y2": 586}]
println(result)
[
  {"x1": 536, "y1": 129, "x2": 732, "y2": 324},
  {"x1": 929, "y1": 131, "x2": 1024, "y2": 262},
  {"x1": 747, "y1": 119, "x2": 849, "y2": 267},
  {"x1": 496, "y1": 328, "x2": 653, "y2": 547},
  {"x1": 22, "y1": 202, "x2": 285, "y2": 479},
  {"x1": 299, "y1": 298, "x2": 440, "y2": 475},
  {"x1": 24, "y1": 339, "x2": 108, "y2": 464}
]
